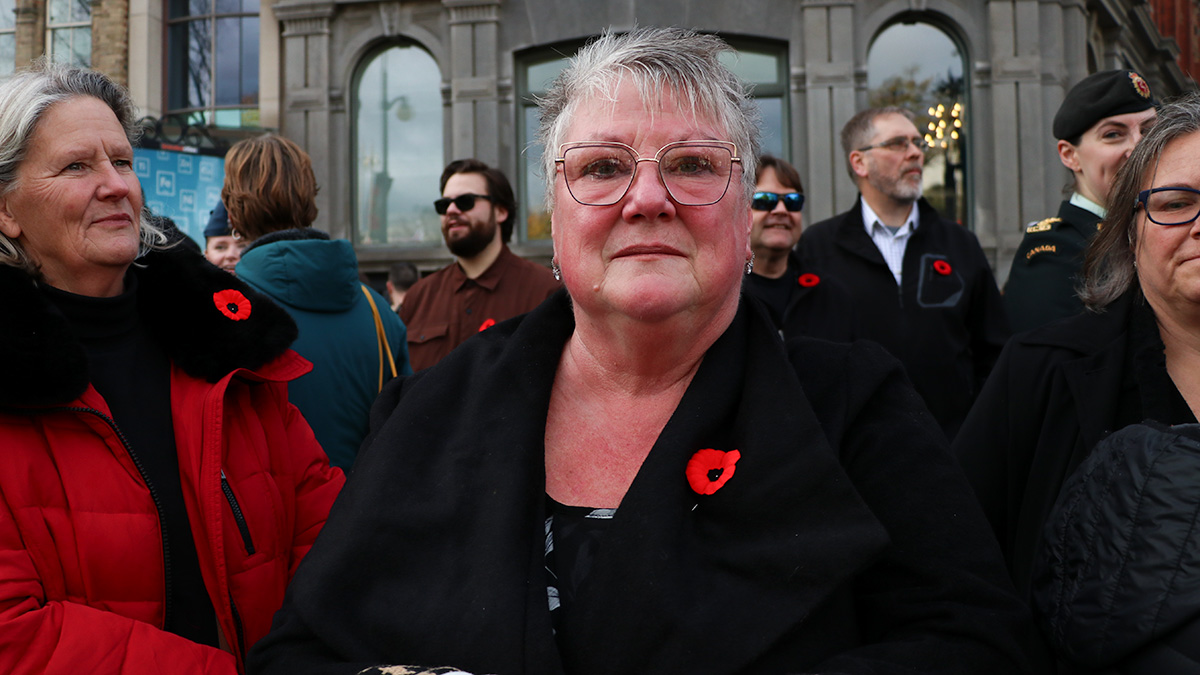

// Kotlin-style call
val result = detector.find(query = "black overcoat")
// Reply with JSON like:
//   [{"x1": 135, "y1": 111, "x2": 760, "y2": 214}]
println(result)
[
  {"x1": 742, "y1": 250, "x2": 858, "y2": 342},
  {"x1": 250, "y1": 290, "x2": 1045, "y2": 675},
  {"x1": 797, "y1": 197, "x2": 1010, "y2": 440},
  {"x1": 953, "y1": 293, "x2": 1138, "y2": 598}
]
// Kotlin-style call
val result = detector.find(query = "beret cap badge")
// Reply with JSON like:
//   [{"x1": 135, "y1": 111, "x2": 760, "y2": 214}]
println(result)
[
  {"x1": 1052, "y1": 69, "x2": 1157, "y2": 141},
  {"x1": 1129, "y1": 71, "x2": 1151, "y2": 99}
]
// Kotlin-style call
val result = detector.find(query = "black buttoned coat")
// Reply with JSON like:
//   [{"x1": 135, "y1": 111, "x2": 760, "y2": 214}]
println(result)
[
  {"x1": 953, "y1": 292, "x2": 1139, "y2": 599},
  {"x1": 250, "y1": 290, "x2": 1045, "y2": 675},
  {"x1": 742, "y1": 250, "x2": 858, "y2": 343},
  {"x1": 798, "y1": 197, "x2": 1010, "y2": 441}
]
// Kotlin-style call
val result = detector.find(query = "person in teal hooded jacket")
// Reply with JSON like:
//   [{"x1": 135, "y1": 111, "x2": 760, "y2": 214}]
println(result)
[{"x1": 225, "y1": 133, "x2": 412, "y2": 470}]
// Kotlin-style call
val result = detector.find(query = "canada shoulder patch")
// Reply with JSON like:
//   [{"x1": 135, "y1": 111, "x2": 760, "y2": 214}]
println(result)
[
  {"x1": 1026, "y1": 243, "x2": 1058, "y2": 260},
  {"x1": 1026, "y1": 217, "x2": 1061, "y2": 234}
]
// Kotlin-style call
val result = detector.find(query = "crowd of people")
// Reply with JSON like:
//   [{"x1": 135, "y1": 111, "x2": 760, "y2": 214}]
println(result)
[{"x1": 1, "y1": 23, "x2": 1199, "y2": 675}]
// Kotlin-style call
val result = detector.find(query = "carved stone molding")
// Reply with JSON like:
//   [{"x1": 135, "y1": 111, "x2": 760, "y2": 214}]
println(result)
[
  {"x1": 275, "y1": 1, "x2": 335, "y2": 35},
  {"x1": 444, "y1": 0, "x2": 499, "y2": 25}
]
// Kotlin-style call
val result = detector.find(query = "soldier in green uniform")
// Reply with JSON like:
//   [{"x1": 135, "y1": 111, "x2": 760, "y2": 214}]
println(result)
[{"x1": 1004, "y1": 70, "x2": 1157, "y2": 333}]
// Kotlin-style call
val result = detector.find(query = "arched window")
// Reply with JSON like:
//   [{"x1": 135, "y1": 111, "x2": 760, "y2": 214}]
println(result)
[
  {"x1": 353, "y1": 43, "x2": 444, "y2": 247},
  {"x1": 867, "y1": 21, "x2": 968, "y2": 225}
]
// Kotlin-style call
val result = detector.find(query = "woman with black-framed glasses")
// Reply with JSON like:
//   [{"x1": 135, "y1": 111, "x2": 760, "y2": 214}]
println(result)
[
  {"x1": 956, "y1": 91, "x2": 1200, "y2": 673},
  {"x1": 741, "y1": 154, "x2": 857, "y2": 342}
]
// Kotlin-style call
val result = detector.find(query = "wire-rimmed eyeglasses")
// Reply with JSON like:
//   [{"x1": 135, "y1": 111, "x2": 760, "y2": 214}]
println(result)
[
  {"x1": 555, "y1": 140, "x2": 741, "y2": 207},
  {"x1": 856, "y1": 136, "x2": 927, "y2": 154},
  {"x1": 1136, "y1": 187, "x2": 1200, "y2": 226}
]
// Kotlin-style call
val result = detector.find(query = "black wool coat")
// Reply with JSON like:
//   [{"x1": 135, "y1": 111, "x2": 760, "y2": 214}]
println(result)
[
  {"x1": 742, "y1": 249, "x2": 858, "y2": 343},
  {"x1": 250, "y1": 290, "x2": 1046, "y2": 675},
  {"x1": 1003, "y1": 201, "x2": 1102, "y2": 334},
  {"x1": 953, "y1": 291, "x2": 1153, "y2": 599},
  {"x1": 797, "y1": 197, "x2": 1010, "y2": 441}
]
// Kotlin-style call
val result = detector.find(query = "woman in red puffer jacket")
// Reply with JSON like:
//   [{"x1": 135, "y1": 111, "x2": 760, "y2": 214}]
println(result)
[{"x1": 0, "y1": 63, "x2": 343, "y2": 675}]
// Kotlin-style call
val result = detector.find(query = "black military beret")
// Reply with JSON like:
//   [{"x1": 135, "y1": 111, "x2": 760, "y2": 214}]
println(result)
[{"x1": 1053, "y1": 70, "x2": 1156, "y2": 141}]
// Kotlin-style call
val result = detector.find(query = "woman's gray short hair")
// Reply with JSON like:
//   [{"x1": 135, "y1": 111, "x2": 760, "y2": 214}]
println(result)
[
  {"x1": 0, "y1": 60, "x2": 163, "y2": 273},
  {"x1": 535, "y1": 26, "x2": 761, "y2": 209},
  {"x1": 1079, "y1": 92, "x2": 1200, "y2": 311}
]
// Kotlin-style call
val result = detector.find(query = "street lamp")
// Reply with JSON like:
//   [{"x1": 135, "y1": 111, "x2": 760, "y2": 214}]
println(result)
[
  {"x1": 925, "y1": 101, "x2": 964, "y2": 222},
  {"x1": 367, "y1": 57, "x2": 415, "y2": 244}
]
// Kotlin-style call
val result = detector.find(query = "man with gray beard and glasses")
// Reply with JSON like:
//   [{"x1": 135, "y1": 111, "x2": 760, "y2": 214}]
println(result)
[
  {"x1": 401, "y1": 158, "x2": 560, "y2": 371},
  {"x1": 797, "y1": 107, "x2": 1009, "y2": 441}
]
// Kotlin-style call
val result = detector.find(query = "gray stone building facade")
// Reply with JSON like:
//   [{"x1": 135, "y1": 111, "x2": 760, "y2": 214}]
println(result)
[
  {"x1": 28, "y1": 0, "x2": 1191, "y2": 278},
  {"x1": 257, "y1": 0, "x2": 1195, "y2": 281}
]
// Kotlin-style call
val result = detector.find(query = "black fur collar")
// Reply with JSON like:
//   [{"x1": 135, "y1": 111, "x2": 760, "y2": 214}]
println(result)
[{"x1": 0, "y1": 245, "x2": 298, "y2": 407}]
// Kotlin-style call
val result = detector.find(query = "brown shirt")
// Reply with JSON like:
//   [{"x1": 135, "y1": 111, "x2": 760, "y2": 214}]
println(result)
[{"x1": 401, "y1": 245, "x2": 560, "y2": 370}]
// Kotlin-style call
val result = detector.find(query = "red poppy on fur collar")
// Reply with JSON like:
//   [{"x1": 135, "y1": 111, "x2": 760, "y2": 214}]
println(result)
[
  {"x1": 933, "y1": 260, "x2": 952, "y2": 276},
  {"x1": 686, "y1": 448, "x2": 741, "y2": 495},
  {"x1": 798, "y1": 273, "x2": 820, "y2": 287},
  {"x1": 478, "y1": 318, "x2": 496, "y2": 332},
  {"x1": 214, "y1": 289, "x2": 252, "y2": 321}
]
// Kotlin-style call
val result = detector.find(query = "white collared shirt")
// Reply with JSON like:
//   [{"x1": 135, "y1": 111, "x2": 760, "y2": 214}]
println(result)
[
  {"x1": 1069, "y1": 192, "x2": 1107, "y2": 219},
  {"x1": 861, "y1": 200, "x2": 920, "y2": 285}
]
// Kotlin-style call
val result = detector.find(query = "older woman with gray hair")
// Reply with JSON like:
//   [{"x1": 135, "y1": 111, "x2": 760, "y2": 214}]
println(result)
[
  {"x1": 250, "y1": 26, "x2": 1045, "y2": 675},
  {"x1": 956, "y1": 92, "x2": 1200, "y2": 671},
  {"x1": 0, "y1": 63, "x2": 343, "y2": 674}
]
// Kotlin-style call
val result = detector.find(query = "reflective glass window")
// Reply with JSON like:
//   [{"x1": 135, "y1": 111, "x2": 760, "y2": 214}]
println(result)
[
  {"x1": 353, "y1": 43, "x2": 444, "y2": 247},
  {"x1": 868, "y1": 22, "x2": 969, "y2": 225},
  {"x1": 167, "y1": 0, "x2": 259, "y2": 128},
  {"x1": 46, "y1": 0, "x2": 90, "y2": 67}
]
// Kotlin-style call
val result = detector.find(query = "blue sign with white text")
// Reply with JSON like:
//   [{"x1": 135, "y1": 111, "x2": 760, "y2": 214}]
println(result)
[{"x1": 133, "y1": 147, "x2": 226, "y2": 247}]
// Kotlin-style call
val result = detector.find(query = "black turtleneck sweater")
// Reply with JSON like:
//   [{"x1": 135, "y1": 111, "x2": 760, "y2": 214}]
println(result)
[{"x1": 39, "y1": 273, "x2": 219, "y2": 647}]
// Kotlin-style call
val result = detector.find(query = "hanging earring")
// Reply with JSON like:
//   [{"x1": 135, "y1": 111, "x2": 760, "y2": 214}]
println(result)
[
  {"x1": 745, "y1": 253, "x2": 755, "y2": 276},
  {"x1": 551, "y1": 257, "x2": 562, "y2": 281}
]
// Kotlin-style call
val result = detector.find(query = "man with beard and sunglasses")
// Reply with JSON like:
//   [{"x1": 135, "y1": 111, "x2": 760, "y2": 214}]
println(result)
[
  {"x1": 797, "y1": 107, "x2": 1008, "y2": 441},
  {"x1": 401, "y1": 158, "x2": 560, "y2": 371},
  {"x1": 742, "y1": 155, "x2": 856, "y2": 342}
]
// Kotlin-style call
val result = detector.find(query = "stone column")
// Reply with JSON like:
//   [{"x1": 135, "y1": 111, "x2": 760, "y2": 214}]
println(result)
[
  {"x1": 799, "y1": 0, "x2": 858, "y2": 224},
  {"x1": 13, "y1": 0, "x2": 43, "y2": 67},
  {"x1": 983, "y1": 0, "x2": 1076, "y2": 279},
  {"x1": 443, "y1": 0, "x2": 501, "y2": 164},
  {"x1": 276, "y1": 1, "x2": 335, "y2": 231}
]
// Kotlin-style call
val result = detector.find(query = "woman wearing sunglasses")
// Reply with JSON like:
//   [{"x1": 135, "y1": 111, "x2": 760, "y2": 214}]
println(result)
[
  {"x1": 743, "y1": 154, "x2": 857, "y2": 341},
  {"x1": 955, "y1": 92, "x2": 1200, "y2": 672}
]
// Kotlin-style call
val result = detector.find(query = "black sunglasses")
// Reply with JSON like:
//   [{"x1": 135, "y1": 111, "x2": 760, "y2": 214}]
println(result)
[
  {"x1": 752, "y1": 191, "x2": 805, "y2": 212},
  {"x1": 434, "y1": 193, "x2": 493, "y2": 215}
]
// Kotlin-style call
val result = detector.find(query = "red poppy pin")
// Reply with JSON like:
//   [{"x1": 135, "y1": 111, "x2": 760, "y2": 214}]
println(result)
[
  {"x1": 798, "y1": 273, "x2": 820, "y2": 287},
  {"x1": 213, "y1": 289, "x2": 252, "y2": 321},
  {"x1": 933, "y1": 260, "x2": 953, "y2": 276},
  {"x1": 686, "y1": 448, "x2": 741, "y2": 495},
  {"x1": 478, "y1": 318, "x2": 496, "y2": 332}
]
